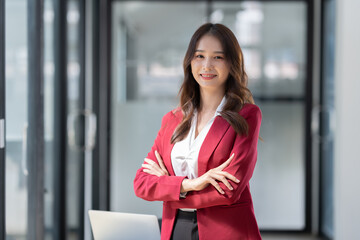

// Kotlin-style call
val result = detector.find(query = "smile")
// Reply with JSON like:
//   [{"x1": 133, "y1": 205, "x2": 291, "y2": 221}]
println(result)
[{"x1": 200, "y1": 74, "x2": 217, "y2": 80}]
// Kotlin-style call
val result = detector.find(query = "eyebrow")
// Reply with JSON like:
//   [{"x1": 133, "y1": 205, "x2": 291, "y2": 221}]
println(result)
[{"x1": 195, "y1": 50, "x2": 225, "y2": 54}]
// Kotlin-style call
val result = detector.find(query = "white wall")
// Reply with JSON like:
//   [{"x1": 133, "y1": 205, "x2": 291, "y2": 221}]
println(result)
[{"x1": 334, "y1": 0, "x2": 360, "y2": 239}]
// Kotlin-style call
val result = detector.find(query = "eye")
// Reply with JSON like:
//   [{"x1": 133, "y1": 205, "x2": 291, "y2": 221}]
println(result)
[
  {"x1": 195, "y1": 54, "x2": 204, "y2": 59},
  {"x1": 214, "y1": 56, "x2": 224, "y2": 60}
]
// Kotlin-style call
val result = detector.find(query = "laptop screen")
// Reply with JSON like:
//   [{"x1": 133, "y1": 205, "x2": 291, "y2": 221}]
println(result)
[{"x1": 88, "y1": 210, "x2": 161, "y2": 240}]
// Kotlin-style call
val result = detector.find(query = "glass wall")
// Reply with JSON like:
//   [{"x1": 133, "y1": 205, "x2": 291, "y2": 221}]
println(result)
[
  {"x1": 110, "y1": 1, "x2": 208, "y2": 217},
  {"x1": 5, "y1": 0, "x2": 86, "y2": 238},
  {"x1": 210, "y1": 2, "x2": 307, "y2": 229},
  {"x1": 3, "y1": 0, "x2": 92, "y2": 238},
  {"x1": 44, "y1": 0, "x2": 55, "y2": 239},
  {"x1": 5, "y1": 0, "x2": 29, "y2": 238},
  {"x1": 6, "y1": 0, "x2": 56, "y2": 238},
  {"x1": 110, "y1": 1, "x2": 308, "y2": 230},
  {"x1": 67, "y1": 0, "x2": 85, "y2": 239}
]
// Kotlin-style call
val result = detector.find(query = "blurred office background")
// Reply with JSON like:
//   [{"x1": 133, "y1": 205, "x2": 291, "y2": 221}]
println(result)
[{"x1": 0, "y1": 0, "x2": 359, "y2": 240}]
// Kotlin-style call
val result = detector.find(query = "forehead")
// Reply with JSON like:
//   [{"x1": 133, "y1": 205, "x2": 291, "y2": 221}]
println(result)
[{"x1": 195, "y1": 34, "x2": 224, "y2": 52}]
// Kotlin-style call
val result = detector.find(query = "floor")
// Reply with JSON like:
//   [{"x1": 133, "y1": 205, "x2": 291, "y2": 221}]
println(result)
[{"x1": 262, "y1": 233, "x2": 324, "y2": 240}]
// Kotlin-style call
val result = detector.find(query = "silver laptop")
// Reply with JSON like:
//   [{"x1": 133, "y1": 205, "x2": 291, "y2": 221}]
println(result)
[{"x1": 88, "y1": 210, "x2": 161, "y2": 240}]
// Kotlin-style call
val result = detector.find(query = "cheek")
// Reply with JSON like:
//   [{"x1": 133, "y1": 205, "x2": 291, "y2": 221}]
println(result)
[
  {"x1": 220, "y1": 64, "x2": 230, "y2": 76},
  {"x1": 190, "y1": 64, "x2": 196, "y2": 78},
  {"x1": 191, "y1": 62, "x2": 201, "y2": 76},
  {"x1": 191, "y1": 61, "x2": 199, "y2": 70}
]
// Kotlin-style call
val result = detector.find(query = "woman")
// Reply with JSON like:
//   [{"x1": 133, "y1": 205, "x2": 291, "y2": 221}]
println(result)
[{"x1": 134, "y1": 23, "x2": 262, "y2": 240}]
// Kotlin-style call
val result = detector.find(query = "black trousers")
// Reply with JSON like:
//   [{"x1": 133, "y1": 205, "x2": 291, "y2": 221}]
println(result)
[{"x1": 171, "y1": 210, "x2": 199, "y2": 240}]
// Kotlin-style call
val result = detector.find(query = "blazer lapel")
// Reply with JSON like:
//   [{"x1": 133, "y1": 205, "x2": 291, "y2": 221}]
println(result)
[{"x1": 197, "y1": 116, "x2": 230, "y2": 176}]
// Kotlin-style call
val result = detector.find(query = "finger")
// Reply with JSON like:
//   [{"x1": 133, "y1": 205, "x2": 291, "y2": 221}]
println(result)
[
  {"x1": 159, "y1": 163, "x2": 169, "y2": 175},
  {"x1": 142, "y1": 163, "x2": 150, "y2": 169},
  {"x1": 142, "y1": 163, "x2": 157, "y2": 170},
  {"x1": 144, "y1": 158, "x2": 156, "y2": 166},
  {"x1": 155, "y1": 150, "x2": 162, "y2": 161},
  {"x1": 143, "y1": 158, "x2": 168, "y2": 177},
  {"x1": 142, "y1": 168, "x2": 160, "y2": 177},
  {"x1": 145, "y1": 157, "x2": 168, "y2": 175},
  {"x1": 142, "y1": 163, "x2": 162, "y2": 176},
  {"x1": 219, "y1": 176, "x2": 233, "y2": 190},
  {"x1": 209, "y1": 179, "x2": 225, "y2": 194},
  {"x1": 217, "y1": 153, "x2": 235, "y2": 170},
  {"x1": 155, "y1": 151, "x2": 169, "y2": 175},
  {"x1": 142, "y1": 163, "x2": 156, "y2": 172},
  {"x1": 220, "y1": 171, "x2": 240, "y2": 183},
  {"x1": 210, "y1": 173, "x2": 233, "y2": 191},
  {"x1": 144, "y1": 158, "x2": 163, "y2": 172}
]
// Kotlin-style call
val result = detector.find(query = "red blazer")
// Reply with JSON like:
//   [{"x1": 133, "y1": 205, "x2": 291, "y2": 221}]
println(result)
[{"x1": 134, "y1": 103, "x2": 262, "y2": 240}]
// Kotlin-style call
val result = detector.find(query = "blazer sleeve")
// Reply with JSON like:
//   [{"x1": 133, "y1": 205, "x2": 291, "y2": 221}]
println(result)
[
  {"x1": 167, "y1": 106, "x2": 262, "y2": 209},
  {"x1": 133, "y1": 111, "x2": 186, "y2": 202}
]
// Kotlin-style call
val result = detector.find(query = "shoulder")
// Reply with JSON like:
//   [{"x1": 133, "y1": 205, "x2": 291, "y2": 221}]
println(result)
[
  {"x1": 161, "y1": 107, "x2": 183, "y2": 124},
  {"x1": 237, "y1": 104, "x2": 262, "y2": 137},
  {"x1": 239, "y1": 103, "x2": 261, "y2": 118}
]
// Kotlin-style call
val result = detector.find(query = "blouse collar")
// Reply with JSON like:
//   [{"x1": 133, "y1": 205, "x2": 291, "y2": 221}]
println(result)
[{"x1": 215, "y1": 95, "x2": 226, "y2": 117}]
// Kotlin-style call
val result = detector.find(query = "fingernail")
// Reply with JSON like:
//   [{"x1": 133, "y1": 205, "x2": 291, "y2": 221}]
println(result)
[
  {"x1": 221, "y1": 191, "x2": 225, "y2": 194},
  {"x1": 232, "y1": 153, "x2": 235, "y2": 157},
  {"x1": 236, "y1": 179, "x2": 240, "y2": 183}
]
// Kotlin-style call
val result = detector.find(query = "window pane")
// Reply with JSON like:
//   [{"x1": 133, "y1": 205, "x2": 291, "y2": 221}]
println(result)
[
  {"x1": 67, "y1": 0, "x2": 83, "y2": 239},
  {"x1": 252, "y1": 102, "x2": 305, "y2": 229},
  {"x1": 44, "y1": 0, "x2": 55, "y2": 238},
  {"x1": 111, "y1": 2, "x2": 207, "y2": 102},
  {"x1": 211, "y1": 1, "x2": 307, "y2": 229},
  {"x1": 212, "y1": 1, "x2": 307, "y2": 98},
  {"x1": 5, "y1": 0, "x2": 28, "y2": 238},
  {"x1": 110, "y1": 1, "x2": 207, "y2": 217}
]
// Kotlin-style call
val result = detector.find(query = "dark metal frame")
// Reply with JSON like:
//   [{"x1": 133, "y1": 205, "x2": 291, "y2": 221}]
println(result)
[
  {"x1": 54, "y1": 0, "x2": 87, "y2": 239},
  {"x1": 53, "y1": 0, "x2": 88, "y2": 238},
  {"x1": 305, "y1": 0, "x2": 314, "y2": 233},
  {"x1": 77, "y1": 0, "x2": 86, "y2": 238},
  {"x1": 27, "y1": 0, "x2": 45, "y2": 239},
  {"x1": 319, "y1": 0, "x2": 325, "y2": 236},
  {"x1": 53, "y1": 0, "x2": 96, "y2": 238},
  {"x1": 319, "y1": 0, "x2": 335, "y2": 239},
  {"x1": 0, "y1": 0, "x2": 5, "y2": 239},
  {"x1": 92, "y1": 0, "x2": 112, "y2": 211},
  {"x1": 53, "y1": 0, "x2": 68, "y2": 239}
]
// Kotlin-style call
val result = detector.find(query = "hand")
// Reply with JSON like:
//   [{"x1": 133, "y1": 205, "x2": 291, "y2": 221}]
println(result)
[
  {"x1": 181, "y1": 153, "x2": 239, "y2": 194},
  {"x1": 142, "y1": 150, "x2": 169, "y2": 177}
]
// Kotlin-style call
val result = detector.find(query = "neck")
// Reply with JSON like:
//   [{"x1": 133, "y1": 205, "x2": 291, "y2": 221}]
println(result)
[{"x1": 198, "y1": 88, "x2": 225, "y2": 113}]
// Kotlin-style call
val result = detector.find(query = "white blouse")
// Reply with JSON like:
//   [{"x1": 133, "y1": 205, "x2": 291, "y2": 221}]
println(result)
[{"x1": 171, "y1": 96, "x2": 226, "y2": 180}]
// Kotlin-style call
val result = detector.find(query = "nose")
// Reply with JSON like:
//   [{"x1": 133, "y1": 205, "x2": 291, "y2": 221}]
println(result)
[{"x1": 202, "y1": 58, "x2": 213, "y2": 71}]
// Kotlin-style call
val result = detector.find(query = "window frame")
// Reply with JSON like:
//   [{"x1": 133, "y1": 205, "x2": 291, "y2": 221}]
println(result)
[
  {"x1": 27, "y1": 0, "x2": 45, "y2": 238},
  {"x1": 0, "y1": 0, "x2": 6, "y2": 237}
]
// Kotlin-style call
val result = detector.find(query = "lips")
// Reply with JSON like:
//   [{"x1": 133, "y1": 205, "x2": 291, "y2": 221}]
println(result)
[{"x1": 200, "y1": 74, "x2": 217, "y2": 80}]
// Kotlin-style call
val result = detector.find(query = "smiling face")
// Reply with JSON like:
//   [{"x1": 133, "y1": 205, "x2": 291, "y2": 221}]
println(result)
[{"x1": 191, "y1": 34, "x2": 230, "y2": 94}]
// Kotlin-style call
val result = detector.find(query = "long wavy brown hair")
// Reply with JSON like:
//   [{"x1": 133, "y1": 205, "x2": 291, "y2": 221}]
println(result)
[{"x1": 171, "y1": 23, "x2": 254, "y2": 144}]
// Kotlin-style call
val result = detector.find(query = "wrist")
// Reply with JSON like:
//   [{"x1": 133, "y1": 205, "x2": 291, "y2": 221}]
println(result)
[{"x1": 181, "y1": 178, "x2": 193, "y2": 193}]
